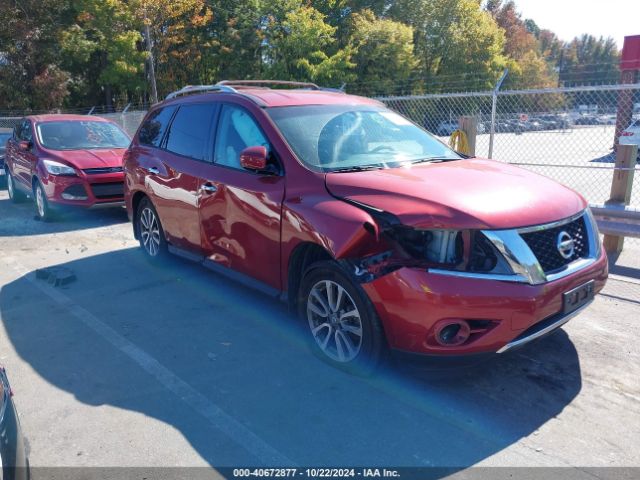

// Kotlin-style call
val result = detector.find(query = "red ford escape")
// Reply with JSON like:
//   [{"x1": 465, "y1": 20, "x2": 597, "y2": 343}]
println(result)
[
  {"x1": 4, "y1": 114, "x2": 130, "y2": 220},
  {"x1": 124, "y1": 81, "x2": 608, "y2": 373}
]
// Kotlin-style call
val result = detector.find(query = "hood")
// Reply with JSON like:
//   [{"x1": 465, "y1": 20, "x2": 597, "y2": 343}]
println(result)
[
  {"x1": 45, "y1": 148, "x2": 126, "y2": 169},
  {"x1": 325, "y1": 159, "x2": 586, "y2": 230}
]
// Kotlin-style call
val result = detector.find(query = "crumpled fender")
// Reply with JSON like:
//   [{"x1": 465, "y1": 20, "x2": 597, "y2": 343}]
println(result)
[{"x1": 282, "y1": 195, "x2": 382, "y2": 260}]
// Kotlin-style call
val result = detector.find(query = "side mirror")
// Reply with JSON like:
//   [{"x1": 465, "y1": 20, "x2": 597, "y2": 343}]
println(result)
[
  {"x1": 19, "y1": 140, "x2": 31, "y2": 151},
  {"x1": 240, "y1": 146, "x2": 268, "y2": 172}
]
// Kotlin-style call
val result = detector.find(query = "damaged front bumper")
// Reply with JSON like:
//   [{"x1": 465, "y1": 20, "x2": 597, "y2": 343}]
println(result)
[{"x1": 361, "y1": 248, "x2": 608, "y2": 357}]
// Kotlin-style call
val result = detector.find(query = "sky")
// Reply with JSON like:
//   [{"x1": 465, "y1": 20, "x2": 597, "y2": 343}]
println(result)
[{"x1": 515, "y1": 0, "x2": 640, "y2": 49}]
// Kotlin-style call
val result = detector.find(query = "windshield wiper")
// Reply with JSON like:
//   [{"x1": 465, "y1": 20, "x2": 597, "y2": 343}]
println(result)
[
  {"x1": 410, "y1": 156, "x2": 461, "y2": 164},
  {"x1": 330, "y1": 165, "x2": 384, "y2": 173}
]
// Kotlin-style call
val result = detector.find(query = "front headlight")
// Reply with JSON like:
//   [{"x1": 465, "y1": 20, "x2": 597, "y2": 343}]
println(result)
[
  {"x1": 388, "y1": 226, "x2": 513, "y2": 274},
  {"x1": 43, "y1": 159, "x2": 77, "y2": 176},
  {"x1": 390, "y1": 227, "x2": 464, "y2": 266}
]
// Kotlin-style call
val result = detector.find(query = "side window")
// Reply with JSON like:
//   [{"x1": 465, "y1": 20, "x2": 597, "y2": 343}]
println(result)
[
  {"x1": 165, "y1": 103, "x2": 216, "y2": 161},
  {"x1": 20, "y1": 121, "x2": 33, "y2": 143},
  {"x1": 13, "y1": 122, "x2": 23, "y2": 141},
  {"x1": 138, "y1": 106, "x2": 176, "y2": 147},
  {"x1": 214, "y1": 105, "x2": 270, "y2": 170}
]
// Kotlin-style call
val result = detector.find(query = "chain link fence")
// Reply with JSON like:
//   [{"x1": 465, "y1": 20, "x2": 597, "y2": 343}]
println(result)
[{"x1": 380, "y1": 83, "x2": 640, "y2": 209}]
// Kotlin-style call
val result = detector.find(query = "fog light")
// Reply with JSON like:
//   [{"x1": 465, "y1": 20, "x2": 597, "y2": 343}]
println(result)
[
  {"x1": 62, "y1": 184, "x2": 88, "y2": 200},
  {"x1": 62, "y1": 193, "x2": 88, "y2": 200},
  {"x1": 434, "y1": 320, "x2": 471, "y2": 346}
]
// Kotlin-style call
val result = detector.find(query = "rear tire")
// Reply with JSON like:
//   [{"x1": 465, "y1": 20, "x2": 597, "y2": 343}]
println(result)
[
  {"x1": 7, "y1": 170, "x2": 26, "y2": 203},
  {"x1": 33, "y1": 179, "x2": 55, "y2": 222},
  {"x1": 298, "y1": 261, "x2": 385, "y2": 375},
  {"x1": 136, "y1": 197, "x2": 168, "y2": 261}
]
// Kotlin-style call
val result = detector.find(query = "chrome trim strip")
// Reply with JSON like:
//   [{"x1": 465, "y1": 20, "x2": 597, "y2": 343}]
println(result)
[
  {"x1": 0, "y1": 370, "x2": 9, "y2": 424},
  {"x1": 89, "y1": 201, "x2": 125, "y2": 209},
  {"x1": 585, "y1": 207, "x2": 602, "y2": 258},
  {"x1": 516, "y1": 210, "x2": 585, "y2": 234},
  {"x1": 497, "y1": 300, "x2": 592, "y2": 353},
  {"x1": 429, "y1": 269, "x2": 528, "y2": 282},
  {"x1": 482, "y1": 230, "x2": 547, "y2": 284},
  {"x1": 545, "y1": 258, "x2": 597, "y2": 283}
]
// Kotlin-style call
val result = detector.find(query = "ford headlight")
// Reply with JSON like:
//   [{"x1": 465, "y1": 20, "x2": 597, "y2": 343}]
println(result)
[{"x1": 43, "y1": 159, "x2": 77, "y2": 176}]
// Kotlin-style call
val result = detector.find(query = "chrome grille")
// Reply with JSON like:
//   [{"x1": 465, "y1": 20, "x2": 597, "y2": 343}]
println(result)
[{"x1": 520, "y1": 215, "x2": 589, "y2": 273}]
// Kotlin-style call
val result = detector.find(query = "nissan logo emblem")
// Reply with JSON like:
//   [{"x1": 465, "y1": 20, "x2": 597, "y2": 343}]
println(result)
[{"x1": 556, "y1": 231, "x2": 575, "y2": 259}]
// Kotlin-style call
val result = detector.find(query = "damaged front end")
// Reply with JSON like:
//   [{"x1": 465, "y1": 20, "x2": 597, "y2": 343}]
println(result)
[{"x1": 338, "y1": 199, "x2": 513, "y2": 283}]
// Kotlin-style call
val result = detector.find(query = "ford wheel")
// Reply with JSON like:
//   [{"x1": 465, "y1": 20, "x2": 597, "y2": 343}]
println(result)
[
  {"x1": 33, "y1": 180, "x2": 54, "y2": 221},
  {"x1": 7, "y1": 170, "x2": 26, "y2": 203}
]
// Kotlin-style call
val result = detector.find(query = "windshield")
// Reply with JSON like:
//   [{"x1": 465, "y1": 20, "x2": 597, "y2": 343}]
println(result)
[
  {"x1": 36, "y1": 121, "x2": 131, "y2": 150},
  {"x1": 267, "y1": 105, "x2": 461, "y2": 172}
]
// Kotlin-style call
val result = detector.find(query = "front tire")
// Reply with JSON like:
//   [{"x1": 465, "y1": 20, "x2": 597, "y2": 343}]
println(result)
[
  {"x1": 136, "y1": 197, "x2": 168, "y2": 261},
  {"x1": 33, "y1": 179, "x2": 55, "y2": 221},
  {"x1": 7, "y1": 170, "x2": 26, "y2": 203},
  {"x1": 298, "y1": 261, "x2": 385, "y2": 375}
]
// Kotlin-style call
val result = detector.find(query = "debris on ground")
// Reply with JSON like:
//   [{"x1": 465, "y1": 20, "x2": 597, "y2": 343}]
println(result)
[{"x1": 35, "y1": 266, "x2": 77, "y2": 287}]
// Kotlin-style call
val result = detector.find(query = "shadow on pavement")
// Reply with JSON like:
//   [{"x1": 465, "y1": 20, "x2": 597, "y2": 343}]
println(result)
[
  {"x1": 0, "y1": 196, "x2": 128, "y2": 237},
  {"x1": 589, "y1": 153, "x2": 615, "y2": 164},
  {"x1": 0, "y1": 248, "x2": 583, "y2": 467}
]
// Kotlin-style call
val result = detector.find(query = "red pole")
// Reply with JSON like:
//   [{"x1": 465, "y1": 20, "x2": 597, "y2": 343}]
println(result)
[{"x1": 614, "y1": 35, "x2": 640, "y2": 149}]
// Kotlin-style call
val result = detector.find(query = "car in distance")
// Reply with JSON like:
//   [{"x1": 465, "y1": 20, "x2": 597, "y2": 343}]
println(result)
[
  {"x1": 619, "y1": 118, "x2": 640, "y2": 155},
  {"x1": 124, "y1": 81, "x2": 608, "y2": 374},
  {"x1": 0, "y1": 128, "x2": 12, "y2": 188},
  {"x1": 4, "y1": 114, "x2": 131, "y2": 220},
  {"x1": 435, "y1": 120, "x2": 459, "y2": 136},
  {"x1": 1, "y1": 366, "x2": 29, "y2": 480}
]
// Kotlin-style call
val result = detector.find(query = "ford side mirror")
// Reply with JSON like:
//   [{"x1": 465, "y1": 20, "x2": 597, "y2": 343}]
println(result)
[
  {"x1": 239, "y1": 146, "x2": 268, "y2": 172},
  {"x1": 19, "y1": 140, "x2": 31, "y2": 151}
]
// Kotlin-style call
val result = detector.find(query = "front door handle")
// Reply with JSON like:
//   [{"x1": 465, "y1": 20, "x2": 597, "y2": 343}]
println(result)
[
  {"x1": 146, "y1": 166, "x2": 160, "y2": 175},
  {"x1": 201, "y1": 183, "x2": 218, "y2": 194}
]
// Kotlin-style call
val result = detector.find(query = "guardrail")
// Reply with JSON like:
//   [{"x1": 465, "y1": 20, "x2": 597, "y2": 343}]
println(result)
[
  {"x1": 597, "y1": 144, "x2": 639, "y2": 253},
  {"x1": 591, "y1": 203, "x2": 640, "y2": 239}
]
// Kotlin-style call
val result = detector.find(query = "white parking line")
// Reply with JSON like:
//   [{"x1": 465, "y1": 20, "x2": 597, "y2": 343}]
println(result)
[{"x1": 5, "y1": 257, "x2": 294, "y2": 466}]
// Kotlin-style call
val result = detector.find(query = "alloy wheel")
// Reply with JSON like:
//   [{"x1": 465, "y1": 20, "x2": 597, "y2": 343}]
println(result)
[
  {"x1": 139, "y1": 207, "x2": 161, "y2": 257},
  {"x1": 35, "y1": 184, "x2": 45, "y2": 218},
  {"x1": 7, "y1": 172, "x2": 14, "y2": 199},
  {"x1": 307, "y1": 280, "x2": 363, "y2": 363}
]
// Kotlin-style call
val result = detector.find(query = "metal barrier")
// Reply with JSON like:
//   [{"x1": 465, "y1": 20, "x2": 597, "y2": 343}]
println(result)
[{"x1": 591, "y1": 204, "x2": 640, "y2": 238}]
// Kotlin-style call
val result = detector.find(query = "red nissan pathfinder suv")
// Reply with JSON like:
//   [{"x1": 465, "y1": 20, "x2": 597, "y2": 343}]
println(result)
[
  {"x1": 5, "y1": 114, "x2": 130, "y2": 220},
  {"x1": 124, "y1": 81, "x2": 608, "y2": 373}
]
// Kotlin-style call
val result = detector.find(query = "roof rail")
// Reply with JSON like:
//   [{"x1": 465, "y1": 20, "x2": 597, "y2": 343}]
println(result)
[
  {"x1": 216, "y1": 80, "x2": 321, "y2": 90},
  {"x1": 165, "y1": 85, "x2": 237, "y2": 100}
]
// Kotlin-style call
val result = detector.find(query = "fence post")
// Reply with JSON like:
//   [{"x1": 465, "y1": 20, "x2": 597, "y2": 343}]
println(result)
[
  {"x1": 458, "y1": 116, "x2": 477, "y2": 156},
  {"x1": 488, "y1": 69, "x2": 508, "y2": 159},
  {"x1": 603, "y1": 143, "x2": 638, "y2": 254}
]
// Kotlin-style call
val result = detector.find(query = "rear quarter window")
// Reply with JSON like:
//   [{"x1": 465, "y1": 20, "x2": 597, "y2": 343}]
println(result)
[
  {"x1": 138, "y1": 106, "x2": 177, "y2": 147},
  {"x1": 164, "y1": 103, "x2": 216, "y2": 161}
]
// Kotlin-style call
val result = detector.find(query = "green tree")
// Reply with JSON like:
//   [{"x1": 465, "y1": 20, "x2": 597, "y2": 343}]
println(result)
[
  {"x1": 486, "y1": 0, "x2": 536, "y2": 60},
  {"x1": 0, "y1": 0, "x2": 72, "y2": 110},
  {"x1": 262, "y1": 4, "x2": 354, "y2": 86},
  {"x1": 348, "y1": 10, "x2": 418, "y2": 95},
  {"x1": 390, "y1": 0, "x2": 508, "y2": 92},
  {"x1": 62, "y1": 0, "x2": 147, "y2": 108},
  {"x1": 559, "y1": 35, "x2": 620, "y2": 85}
]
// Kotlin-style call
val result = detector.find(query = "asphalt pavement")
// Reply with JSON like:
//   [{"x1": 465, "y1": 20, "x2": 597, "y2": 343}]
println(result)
[{"x1": 0, "y1": 190, "x2": 638, "y2": 477}]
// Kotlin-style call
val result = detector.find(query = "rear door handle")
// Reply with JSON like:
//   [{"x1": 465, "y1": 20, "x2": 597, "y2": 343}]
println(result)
[
  {"x1": 146, "y1": 166, "x2": 160, "y2": 175},
  {"x1": 201, "y1": 183, "x2": 218, "y2": 194}
]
